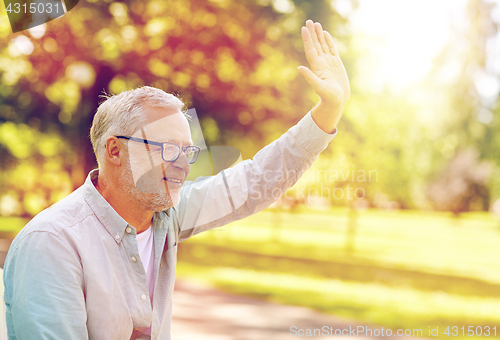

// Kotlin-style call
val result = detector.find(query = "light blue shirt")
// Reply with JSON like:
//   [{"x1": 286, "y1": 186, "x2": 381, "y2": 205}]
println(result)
[{"x1": 3, "y1": 112, "x2": 336, "y2": 339}]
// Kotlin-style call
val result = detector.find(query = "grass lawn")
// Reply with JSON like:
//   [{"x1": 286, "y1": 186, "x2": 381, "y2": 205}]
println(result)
[
  {"x1": 177, "y1": 207, "x2": 500, "y2": 339},
  {"x1": 184, "y1": 207, "x2": 500, "y2": 284}
]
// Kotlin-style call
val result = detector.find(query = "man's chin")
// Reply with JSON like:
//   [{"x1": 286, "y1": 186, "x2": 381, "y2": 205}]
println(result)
[
  {"x1": 133, "y1": 190, "x2": 180, "y2": 212},
  {"x1": 156, "y1": 194, "x2": 181, "y2": 212}
]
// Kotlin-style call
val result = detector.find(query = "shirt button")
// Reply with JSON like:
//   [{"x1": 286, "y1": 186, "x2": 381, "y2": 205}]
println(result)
[
  {"x1": 114, "y1": 234, "x2": 120, "y2": 240},
  {"x1": 141, "y1": 294, "x2": 147, "y2": 300},
  {"x1": 131, "y1": 256, "x2": 137, "y2": 262},
  {"x1": 126, "y1": 227, "x2": 132, "y2": 234}
]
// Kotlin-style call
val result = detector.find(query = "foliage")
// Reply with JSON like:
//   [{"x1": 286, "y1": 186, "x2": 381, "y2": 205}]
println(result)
[
  {"x1": 0, "y1": 0, "x2": 352, "y2": 217},
  {"x1": 0, "y1": 0, "x2": 499, "y2": 216},
  {"x1": 428, "y1": 149, "x2": 492, "y2": 213},
  {"x1": 422, "y1": 0, "x2": 500, "y2": 210}
]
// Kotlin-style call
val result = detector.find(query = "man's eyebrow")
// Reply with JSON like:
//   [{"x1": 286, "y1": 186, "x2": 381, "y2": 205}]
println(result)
[{"x1": 163, "y1": 138, "x2": 195, "y2": 146}]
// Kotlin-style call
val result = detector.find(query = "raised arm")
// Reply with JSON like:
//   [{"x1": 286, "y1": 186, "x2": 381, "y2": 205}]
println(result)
[
  {"x1": 174, "y1": 20, "x2": 350, "y2": 239},
  {"x1": 175, "y1": 111, "x2": 336, "y2": 240}
]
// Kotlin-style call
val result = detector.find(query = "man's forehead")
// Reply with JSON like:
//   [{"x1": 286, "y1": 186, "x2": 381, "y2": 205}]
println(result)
[
  {"x1": 133, "y1": 104, "x2": 192, "y2": 143},
  {"x1": 141, "y1": 104, "x2": 183, "y2": 124}
]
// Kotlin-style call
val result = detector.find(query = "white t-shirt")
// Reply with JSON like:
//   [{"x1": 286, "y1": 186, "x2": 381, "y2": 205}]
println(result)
[{"x1": 135, "y1": 225, "x2": 155, "y2": 335}]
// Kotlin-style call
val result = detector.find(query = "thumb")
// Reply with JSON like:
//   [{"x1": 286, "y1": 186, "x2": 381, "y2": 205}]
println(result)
[{"x1": 297, "y1": 66, "x2": 322, "y2": 89}]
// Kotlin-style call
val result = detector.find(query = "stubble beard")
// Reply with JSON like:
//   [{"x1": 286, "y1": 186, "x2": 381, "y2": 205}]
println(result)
[
  {"x1": 128, "y1": 187, "x2": 178, "y2": 212},
  {"x1": 122, "y1": 162, "x2": 181, "y2": 212}
]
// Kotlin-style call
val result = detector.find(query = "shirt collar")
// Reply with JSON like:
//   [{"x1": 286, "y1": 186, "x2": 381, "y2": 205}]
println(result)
[{"x1": 83, "y1": 169, "x2": 130, "y2": 244}]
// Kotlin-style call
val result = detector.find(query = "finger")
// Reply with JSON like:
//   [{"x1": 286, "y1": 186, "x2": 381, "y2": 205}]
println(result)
[
  {"x1": 297, "y1": 66, "x2": 322, "y2": 89},
  {"x1": 324, "y1": 30, "x2": 339, "y2": 57},
  {"x1": 306, "y1": 19, "x2": 323, "y2": 55},
  {"x1": 314, "y1": 22, "x2": 329, "y2": 54},
  {"x1": 302, "y1": 27, "x2": 318, "y2": 63}
]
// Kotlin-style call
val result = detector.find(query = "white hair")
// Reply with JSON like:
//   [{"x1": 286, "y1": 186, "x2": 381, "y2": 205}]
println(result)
[{"x1": 90, "y1": 86, "x2": 185, "y2": 167}]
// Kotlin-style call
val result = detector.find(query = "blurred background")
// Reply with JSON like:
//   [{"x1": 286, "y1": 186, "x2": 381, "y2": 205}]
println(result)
[{"x1": 1, "y1": 0, "x2": 500, "y2": 338}]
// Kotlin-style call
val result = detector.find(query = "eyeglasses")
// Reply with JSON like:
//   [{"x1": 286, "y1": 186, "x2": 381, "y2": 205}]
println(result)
[{"x1": 115, "y1": 136, "x2": 201, "y2": 164}]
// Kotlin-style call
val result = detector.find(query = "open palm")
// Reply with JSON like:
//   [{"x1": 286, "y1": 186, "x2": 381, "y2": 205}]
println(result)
[{"x1": 298, "y1": 20, "x2": 350, "y2": 112}]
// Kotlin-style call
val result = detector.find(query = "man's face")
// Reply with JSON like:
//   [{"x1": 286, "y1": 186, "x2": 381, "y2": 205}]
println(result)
[{"x1": 123, "y1": 105, "x2": 192, "y2": 211}]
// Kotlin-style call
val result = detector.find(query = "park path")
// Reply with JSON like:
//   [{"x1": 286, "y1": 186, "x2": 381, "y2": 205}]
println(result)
[{"x1": 172, "y1": 279, "x2": 429, "y2": 340}]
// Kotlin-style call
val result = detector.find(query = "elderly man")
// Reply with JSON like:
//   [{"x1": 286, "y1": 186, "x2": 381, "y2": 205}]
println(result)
[{"x1": 3, "y1": 20, "x2": 349, "y2": 339}]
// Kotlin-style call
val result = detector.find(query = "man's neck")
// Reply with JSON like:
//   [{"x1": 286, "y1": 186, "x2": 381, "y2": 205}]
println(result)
[{"x1": 95, "y1": 173, "x2": 154, "y2": 234}]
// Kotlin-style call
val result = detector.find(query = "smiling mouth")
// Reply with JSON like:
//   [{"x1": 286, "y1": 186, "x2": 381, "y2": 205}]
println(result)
[{"x1": 163, "y1": 177, "x2": 182, "y2": 184}]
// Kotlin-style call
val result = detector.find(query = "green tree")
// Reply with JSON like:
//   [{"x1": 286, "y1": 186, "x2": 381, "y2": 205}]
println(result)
[{"x1": 424, "y1": 0, "x2": 499, "y2": 211}]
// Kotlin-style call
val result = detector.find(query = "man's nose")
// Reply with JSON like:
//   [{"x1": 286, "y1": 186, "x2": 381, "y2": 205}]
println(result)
[{"x1": 172, "y1": 150, "x2": 190, "y2": 172}]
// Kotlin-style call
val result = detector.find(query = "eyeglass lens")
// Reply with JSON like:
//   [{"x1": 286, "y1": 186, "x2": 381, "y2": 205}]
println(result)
[{"x1": 163, "y1": 144, "x2": 198, "y2": 164}]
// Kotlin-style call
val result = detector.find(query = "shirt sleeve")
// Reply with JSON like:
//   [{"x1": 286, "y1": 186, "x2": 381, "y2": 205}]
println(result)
[
  {"x1": 3, "y1": 231, "x2": 88, "y2": 339},
  {"x1": 175, "y1": 111, "x2": 336, "y2": 240}
]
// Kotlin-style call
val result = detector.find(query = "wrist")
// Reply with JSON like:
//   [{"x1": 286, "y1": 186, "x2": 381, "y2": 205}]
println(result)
[{"x1": 311, "y1": 101, "x2": 343, "y2": 134}]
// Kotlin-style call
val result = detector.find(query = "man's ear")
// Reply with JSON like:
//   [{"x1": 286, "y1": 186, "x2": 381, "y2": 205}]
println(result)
[{"x1": 105, "y1": 137, "x2": 123, "y2": 166}]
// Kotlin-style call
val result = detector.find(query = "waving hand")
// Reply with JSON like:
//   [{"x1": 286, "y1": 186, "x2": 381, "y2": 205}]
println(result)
[{"x1": 298, "y1": 20, "x2": 350, "y2": 133}]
